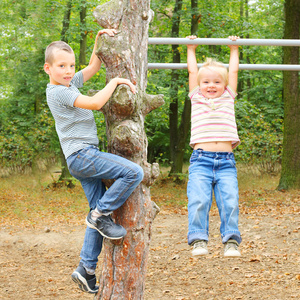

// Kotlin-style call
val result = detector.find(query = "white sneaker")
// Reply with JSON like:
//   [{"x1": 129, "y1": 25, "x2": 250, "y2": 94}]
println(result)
[
  {"x1": 191, "y1": 240, "x2": 208, "y2": 256},
  {"x1": 224, "y1": 239, "x2": 241, "y2": 257}
]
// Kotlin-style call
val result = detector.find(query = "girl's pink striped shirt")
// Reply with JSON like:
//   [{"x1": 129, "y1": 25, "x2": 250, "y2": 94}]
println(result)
[{"x1": 189, "y1": 85, "x2": 240, "y2": 149}]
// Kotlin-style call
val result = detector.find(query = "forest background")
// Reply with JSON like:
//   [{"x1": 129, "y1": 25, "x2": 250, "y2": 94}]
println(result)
[{"x1": 0, "y1": 0, "x2": 286, "y2": 178}]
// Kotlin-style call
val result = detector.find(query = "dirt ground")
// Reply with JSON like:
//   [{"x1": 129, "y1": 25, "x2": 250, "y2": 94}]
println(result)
[{"x1": 1, "y1": 199, "x2": 299, "y2": 300}]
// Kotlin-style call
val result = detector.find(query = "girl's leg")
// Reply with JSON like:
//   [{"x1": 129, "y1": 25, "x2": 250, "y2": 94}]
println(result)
[
  {"x1": 187, "y1": 150, "x2": 214, "y2": 245},
  {"x1": 213, "y1": 154, "x2": 241, "y2": 244}
]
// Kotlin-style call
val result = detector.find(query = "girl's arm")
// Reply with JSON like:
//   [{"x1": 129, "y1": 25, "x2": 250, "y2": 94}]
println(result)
[
  {"x1": 186, "y1": 35, "x2": 199, "y2": 92},
  {"x1": 81, "y1": 29, "x2": 117, "y2": 83},
  {"x1": 74, "y1": 78, "x2": 136, "y2": 110},
  {"x1": 228, "y1": 36, "x2": 240, "y2": 93}
]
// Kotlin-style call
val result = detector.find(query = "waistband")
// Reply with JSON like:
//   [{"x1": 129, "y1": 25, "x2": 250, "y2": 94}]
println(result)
[{"x1": 195, "y1": 148, "x2": 234, "y2": 159}]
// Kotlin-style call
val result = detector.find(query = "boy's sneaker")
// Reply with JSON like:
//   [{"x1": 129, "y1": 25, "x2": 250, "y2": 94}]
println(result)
[
  {"x1": 86, "y1": 211, "x2": 127, "y2": 240},
  {"x1": 191, "y1": 240, "x2": 208, "y2": 256},
  {"x1": 71, "y1": 263, "x2": 98, "y2": 294},
  {"x1": 224, "y1": 239, "x2": 241, "y2": 257}
]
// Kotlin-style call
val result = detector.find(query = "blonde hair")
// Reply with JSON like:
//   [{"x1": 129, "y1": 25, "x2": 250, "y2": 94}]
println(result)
[
  {"x1": 45, "y1": 41, "x2": 73, "y2": 65},
  {"x1": 197, "y1": 58, "x2": 228, "y2": 86}
]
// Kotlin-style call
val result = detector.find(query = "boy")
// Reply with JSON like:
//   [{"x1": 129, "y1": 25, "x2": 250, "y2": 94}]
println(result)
[{"x1": 44, "y1": 29, "x2": 144, "y2": 293}]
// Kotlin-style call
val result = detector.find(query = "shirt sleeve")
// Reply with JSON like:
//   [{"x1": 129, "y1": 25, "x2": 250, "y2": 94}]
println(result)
[
  {"x1": 55, "y1": 72, "x2": 83, "y2": 107},
  {"x1": 226, "y1": 85, "x2": 238, "y2": 99},
  {"x1": 71, "y1": 71, "x2": 84, "y2": 89},
  {"x1": 188, "y1": 86, "x2": 200, "y2": 99}
]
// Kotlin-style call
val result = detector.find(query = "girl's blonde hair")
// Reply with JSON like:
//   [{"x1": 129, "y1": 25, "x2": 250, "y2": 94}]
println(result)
[{"x1": 197, "y1": 58, "x2": 228, "y2": 86}]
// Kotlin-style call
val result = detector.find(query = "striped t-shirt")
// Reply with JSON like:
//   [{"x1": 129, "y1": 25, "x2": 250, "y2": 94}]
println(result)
[
  {"x1": 46, "y1": 71, "x2": 99, "y2": 159},
  {"x1": 189, "y1": 85, "x2": 240, "y2": 149}
]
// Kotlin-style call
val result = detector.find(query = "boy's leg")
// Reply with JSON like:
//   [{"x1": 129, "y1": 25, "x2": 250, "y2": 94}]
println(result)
[
  {"x1": 187, "y1": 151, "x2": 214, "y2": 246},
  {"x1": 214, "y1": 154, "x2": 241, "y2": 245},
  {"x1": 71, "y1": 228, "x2": 103, "y2": 293},
  {"x1": 68, "y1": 146, "x2": 144, "y2": 214},
  {"x1": 70, "y1": 176, "x2": 105, "y2": 293},
  {"x1": 68, "y1": 146, "x2": 143, "y2": 239}
]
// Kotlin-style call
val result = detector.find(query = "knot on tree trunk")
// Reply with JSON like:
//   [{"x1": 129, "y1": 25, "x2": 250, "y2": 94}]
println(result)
[
  {"x1": 105, "y1": 85, "x2": 136, "y2": 117},
  {"x1": 109, "y1": 120, "x2": 143, "y2": 157},
  {"x1": 93, "y1": 0, "x2": 124, "y2": 30}
]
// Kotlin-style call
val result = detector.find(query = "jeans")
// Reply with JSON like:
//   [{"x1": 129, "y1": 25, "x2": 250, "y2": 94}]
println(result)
[
  {"x1": 67, "y1": 145, "x2": 144, "y2": 270},
  {"x1": 187, "y1": 149, "x2": 241, "y2": 245}
]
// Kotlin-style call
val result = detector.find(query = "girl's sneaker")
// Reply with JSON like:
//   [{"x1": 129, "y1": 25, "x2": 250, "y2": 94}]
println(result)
[
  {"x1": 191, "y1": 240, "x2": 208, "y2": 256},
  {"x1": 224, "y1": 239, "x2": 241, "y2": 257}
]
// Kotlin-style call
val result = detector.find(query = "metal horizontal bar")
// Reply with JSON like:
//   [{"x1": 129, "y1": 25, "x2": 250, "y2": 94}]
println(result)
[
  {"x1": 148, "y1": 63, "x2": 300, "y2": 71},
  {"x1": 148, "y1": 37, "x2": 300, "y2": 47}
]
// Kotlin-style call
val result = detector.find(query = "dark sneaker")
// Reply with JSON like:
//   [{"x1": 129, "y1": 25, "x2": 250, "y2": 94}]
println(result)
[
  {"x1": 86, "y1": 211, "x2": 127, "y2": 240},
  {"x1": 71, "y1": 263, "x2": 98, "y2": 294}
]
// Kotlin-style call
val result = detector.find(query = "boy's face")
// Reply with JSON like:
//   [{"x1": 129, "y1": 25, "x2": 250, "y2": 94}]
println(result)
[
  {"x1": 44, "y1": 49, "x2": 75, "y2": 87},
  {"x1": 199, "y1": 68, "x2": 226, "y2": 99}
]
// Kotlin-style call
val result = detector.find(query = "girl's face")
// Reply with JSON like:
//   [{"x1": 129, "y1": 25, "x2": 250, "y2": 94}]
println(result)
[{"x1": 199, "y1": 68, "x2": 226, "y2": 99}]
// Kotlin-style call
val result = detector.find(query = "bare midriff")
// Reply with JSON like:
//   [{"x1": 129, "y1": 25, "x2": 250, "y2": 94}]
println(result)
[{"x1": 194, "y1": 141, "x2": 233, "y2": 152}]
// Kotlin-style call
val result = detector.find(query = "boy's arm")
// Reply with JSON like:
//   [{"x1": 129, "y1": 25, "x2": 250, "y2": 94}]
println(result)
[
  {"x1": 186, "y1": 35, "x2": 199, "y2": 92},
  {"x1": 74, "y1": 78, "x2": 136, "y2": 110},
  {"x1": 81, "y1": 29, "x2": 117, "y2": 83},
  {"x1": 228, "y1": 36, "x2": 240, "y2": 94}
]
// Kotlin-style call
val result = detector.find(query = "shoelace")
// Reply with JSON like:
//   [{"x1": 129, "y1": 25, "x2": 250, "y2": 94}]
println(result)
[
  {"x1": 193, "y1": 240, "x2": 207, "y2": 249},
  {"x1": 225, "y1": 242, "x2": 238, "y2": 251}
]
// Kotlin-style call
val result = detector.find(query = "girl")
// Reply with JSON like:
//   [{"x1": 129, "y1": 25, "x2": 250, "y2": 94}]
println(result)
[{"x1": 186, "y1": 36, "x2": 242, "y2": 257}]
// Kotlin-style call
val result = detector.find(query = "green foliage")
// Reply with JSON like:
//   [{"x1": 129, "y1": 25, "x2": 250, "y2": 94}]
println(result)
[
  {"x1": 235, "y1": 97, "x2": 283, "y2": 174},
  {"x1": 146, "y1": 0, "x2": 285, "y2": 169},
  {"x1": 0, "y1": 0, "x2": 108, "y2": 171},
  {"x1": 0, "y1": 0, "x2": 287, "y2": 173}
]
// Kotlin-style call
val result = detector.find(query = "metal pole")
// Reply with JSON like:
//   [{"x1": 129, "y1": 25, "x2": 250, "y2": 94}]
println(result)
[
  {"x1": 148, "y1": 63, "x2": 300, "y2": 71},
  {"x1": 148, "y1": 37, "x2": 300, "y2": 47}
]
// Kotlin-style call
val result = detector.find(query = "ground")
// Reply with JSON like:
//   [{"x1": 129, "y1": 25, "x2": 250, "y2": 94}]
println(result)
[{"x1": 0, "y1": 196, "x2": 299, "y2": 300}]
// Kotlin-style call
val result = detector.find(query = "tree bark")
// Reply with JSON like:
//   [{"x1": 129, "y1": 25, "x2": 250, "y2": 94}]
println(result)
[
  {"x1": 169, "y1": 0, "x2": 197, "y2": 177},
  {"x1": 60, "y1": 0, "x2": 72, "y2": 43},
  {"x1": 79, "y1": 0, "x2": 87, "y2": 66},
  {"x1": 58, "y1": 1, "x2": 75, "y2": 187},
  {"x1": 169, "y1": 0, "x2": 183, "y2": 176},
  {"x1": 92, "y1": 0, "x2": 164, "y2": 298},
  {"x1": 278, "y1": 0, "x2": 300, "y2": 190}
]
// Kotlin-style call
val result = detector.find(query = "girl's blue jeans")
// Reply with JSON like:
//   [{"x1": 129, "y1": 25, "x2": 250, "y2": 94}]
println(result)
[
  {"x1": 187, "y1": 149, "x2": 242, "y2": 245},
  {"x1": 67, "y1": 145, "x2": 144, "y2": 271}
]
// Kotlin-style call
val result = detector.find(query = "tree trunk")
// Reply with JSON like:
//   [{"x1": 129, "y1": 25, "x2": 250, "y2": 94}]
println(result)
[
  {"x1": 278, "y1": 0, "x2": 300, "y2": 190},
  {"x1": 79, "y1": 1, "x2": 87, "y2": 66},
  {"x1": 92, "y1": 0, "x2": 164, "y2": 298},
  {"x1": 245, "y1": 0, "x2": 251, "y2": 100},
  {"x1": 60, "y1": 0, "x2": 72, "y2": 43},
  {"x1": 169, "y1": 0, "x2": 197, "y2": 177},
  {"x1": 57, "y1": 1, "x2": 74, "y2": 187},
  {"x1": 191, "y1": 0, "x2": 199, "y2": 36},
  {"x1": 169, "y1": 0, "x2": 182, "y2": 176}
]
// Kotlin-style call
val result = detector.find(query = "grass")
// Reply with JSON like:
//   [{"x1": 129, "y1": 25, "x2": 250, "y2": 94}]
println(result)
[{"x1": 0, "y1": 163, "x2": 298, "y2": 230}]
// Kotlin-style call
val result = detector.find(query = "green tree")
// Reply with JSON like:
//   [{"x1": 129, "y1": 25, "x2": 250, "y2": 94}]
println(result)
[{"x1": 278, "y1": 0, "x2": 300, "y2": 189}]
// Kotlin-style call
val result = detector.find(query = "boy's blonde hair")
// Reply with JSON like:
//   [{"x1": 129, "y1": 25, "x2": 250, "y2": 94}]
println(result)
[
  {"x1": 197, "y1": 58, "x2": 228, "y2": 86},
  {"x1": 45, "y1": 41, "x2": 73, "y2": 65}
]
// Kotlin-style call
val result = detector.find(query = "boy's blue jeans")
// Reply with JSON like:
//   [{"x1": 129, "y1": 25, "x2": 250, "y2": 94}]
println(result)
[
  {"x1": 67, "y1": 145, "x2": 144, "y2": 271},
  {"x1": 187, "y1": 149, "x2": 242, "y2": 245}
]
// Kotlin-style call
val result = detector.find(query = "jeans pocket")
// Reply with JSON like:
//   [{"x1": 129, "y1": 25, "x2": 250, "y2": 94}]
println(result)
[
  {"x1": 68, "y1": 153, "x2": 97, "y2": 179},
  {"x1": 227, "y1": 157, "x2": 236, "y2": 168},
  {"x1": 190, "y1": 151, "x2": 202, "y2": 164}
]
